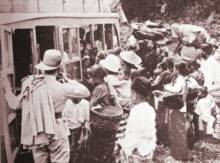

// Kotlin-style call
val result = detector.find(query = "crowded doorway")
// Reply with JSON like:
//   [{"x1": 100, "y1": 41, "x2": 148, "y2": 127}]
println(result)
[{"x1": 12, "y1": 29, "x2": 32, "y2": 90}]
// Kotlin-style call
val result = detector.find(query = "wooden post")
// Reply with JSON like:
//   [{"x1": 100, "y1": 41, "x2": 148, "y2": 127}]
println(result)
[{"x1": 0, "y1": 89, "x2": 13, "y2": 163}]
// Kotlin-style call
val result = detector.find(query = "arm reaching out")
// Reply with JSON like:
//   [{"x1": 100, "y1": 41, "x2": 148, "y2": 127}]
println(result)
[{"x1": 0, "y1": 74, "x2": 22, "y2": 110}]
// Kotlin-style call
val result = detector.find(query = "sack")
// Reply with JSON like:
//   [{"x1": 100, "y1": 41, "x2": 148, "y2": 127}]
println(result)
[{"x1": 163, "y1": 94, "x2": 184, "y2": 110}]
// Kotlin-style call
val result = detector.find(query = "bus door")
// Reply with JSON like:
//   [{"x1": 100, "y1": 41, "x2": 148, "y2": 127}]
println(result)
[
  {"x1": 0, "y1": 25, "x2": 18, "y2": 163},
  {"x1": 12, "y1": 28, "x2": 38, "y2": 89}
]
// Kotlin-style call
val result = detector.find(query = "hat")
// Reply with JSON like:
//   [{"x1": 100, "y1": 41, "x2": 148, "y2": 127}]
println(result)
[
  {"x1": 35, "y1": 49, "x2": 62, "y2": 71},
  {"x1": 131, "y1": 76, "x2": 152, "y2": 97},
  {"x1": 120, "y1": 51, "x2": 142, "y2": 68},
  {"x1": 213, "y1": 47, "x2": 220, "y2": 60},
  {"x1": 61, "y1": 52, "x2": 71, "y2": 65},
  {"x1": 62, "y1": 52, "x2": 81, "y2": 65},
  {"x1": 180, "y1": 46, "x2": 200, "y2": 62},
  {"x1": 100, "y1": 54, "x2": 121, "y2": 73},
  {"x1": 65, "y1": 85, "x2": 90, "y2": 99}
]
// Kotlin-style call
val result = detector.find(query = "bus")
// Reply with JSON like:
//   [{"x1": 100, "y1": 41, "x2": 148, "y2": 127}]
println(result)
[{"x1": 0, "y1": 0, "x2": 121, "y2": 162}]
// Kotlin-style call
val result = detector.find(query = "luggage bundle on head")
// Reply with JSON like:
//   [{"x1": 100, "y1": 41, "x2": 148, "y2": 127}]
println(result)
[
  {"x1": 131, "y1": 20, "x2": 171, "y2": 45},
  {"x1": 171, "y1": 24, "x2": 211, "y2": 47},
  {"x1": 91, "y1": 106, "x2": 123, "y2": 132}
]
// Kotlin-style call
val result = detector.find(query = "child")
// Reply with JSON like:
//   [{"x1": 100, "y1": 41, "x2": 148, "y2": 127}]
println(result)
[
  {"x1": 115, "y1": 77, "x2": 157, "y2": 163},
  {"x1": 114, "y1": 68, "x2": 132, "y2": 110},
  {"x1": 195, "y1": 87, "x2": 216, "y2": 137},
  {"x1": 63, "y1": 98, "x2": 90, "y2": 163}
]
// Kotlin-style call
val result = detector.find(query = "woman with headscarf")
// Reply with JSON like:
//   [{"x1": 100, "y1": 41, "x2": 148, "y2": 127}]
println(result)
[
  {"x1": 163, "y1": 61, "x2": 193, "y2": 161},
  {"x1": 88, "y1": 54, "x2": 122, "y2": 163}
]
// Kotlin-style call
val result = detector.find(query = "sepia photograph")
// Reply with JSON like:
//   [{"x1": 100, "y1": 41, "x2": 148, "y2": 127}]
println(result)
[{"x1": 0, "y1": 0, "x2": 220, "y2": 162}]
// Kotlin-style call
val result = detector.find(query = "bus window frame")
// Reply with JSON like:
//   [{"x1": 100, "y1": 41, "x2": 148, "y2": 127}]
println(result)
[
  {"x1": 1, "y1": 26, "x2": 14, "y2": 75},
  {"x1": 86, "y1": 23, "x2": 120, "y2": 52},
  {"x1": 112, "y1": 24, "x2": 120, "y2": 48},
  {"x1": 58, "y1": 25, "x2": 83, "y2": 80}
]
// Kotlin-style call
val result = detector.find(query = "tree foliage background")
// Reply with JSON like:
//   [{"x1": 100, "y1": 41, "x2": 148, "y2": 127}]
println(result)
[
  {"x1": 121, "y1": 0, "x2": 220, "y2": 21},
  {"x1": 120, "y1": 0, "x2": 220, "y2": 39}
]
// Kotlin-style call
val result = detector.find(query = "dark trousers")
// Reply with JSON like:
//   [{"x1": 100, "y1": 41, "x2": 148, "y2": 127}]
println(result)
[
  {"x1": 168, "y1": 110, "x2": 189, "y2": 160},
  {"x1": 69, "y1": 127, "x2": 83, "y2": 163},
  {"x1": 156, "y1": 101, "x2": 170, "y2": 146}
]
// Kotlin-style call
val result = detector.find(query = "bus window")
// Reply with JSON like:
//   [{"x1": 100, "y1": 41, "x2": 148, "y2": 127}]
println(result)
[
  {"x1": 36, "y1": 26, "x2": 55, "y2": 60},
  {"x1": 70, "y1": 28, "x2": 79, "y2": 58},
  {"x1": 113, "y1": 25, "x2": 120, "y2": 48},
  {"x1": 105, "y1": 24, "x2": 113, "y2": 50},
  {"x1": 61, "y1": 27, "x2": 82, "y2": 80},
  {"x1": 84, "y1": 25, "x2": 93, "y2": 45},
  {"x1": 65, "y1": 61, "x2": 81, "y2": 80},
  {"x1": 93, "y1": 24, "x2": 104, "y2": 50},
  {"x1": 4, "y1": 31, "x2": 13, "y2": 70},
  {"x1": 62, "y1": 28, "x2": 70, "y2": 54},
  {"x1": 62, "y1": 27, "x2": 79, "y2": 58},
  {"x1": 80, "y1": 26, "x2": 92, "y2": 57}
]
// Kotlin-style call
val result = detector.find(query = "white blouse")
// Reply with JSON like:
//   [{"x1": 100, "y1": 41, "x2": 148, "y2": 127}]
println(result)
[{"x1": 118, "y1": 102, "x2": 157, "y2": 156}]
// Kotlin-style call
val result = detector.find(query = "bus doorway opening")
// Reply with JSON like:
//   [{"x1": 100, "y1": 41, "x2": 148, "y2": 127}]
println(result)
[{"x1": 12, "y1": 29, "x2": 32, "y2": 90}]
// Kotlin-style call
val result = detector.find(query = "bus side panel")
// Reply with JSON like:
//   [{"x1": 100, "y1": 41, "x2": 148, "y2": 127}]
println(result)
[
  {"x1": 0, "y1": 90, "x2": 4, "y2": 135},
  {"x1": 84, "y1": 0, "x2": 100, "y2": 12},
  {"x1": 26, "y1": 0, "x2": 38, "y2": 12},
  {"x1": 64, "y1": 0, "x2": 84, "y2": 13},
  {"x1": 39, "y1": 0, "x2": 63, "y2": 13},
  {"x1": 0, "y1": 0, "x2": 12, "y2": 13}
]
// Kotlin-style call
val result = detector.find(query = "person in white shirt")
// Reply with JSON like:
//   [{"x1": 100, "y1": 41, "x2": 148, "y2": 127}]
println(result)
[
  {"x1": 63, "y1": 99, "x2": 90, "y2": 163},
  {"x1": 164, "y1": 61, "x2": 188, "y2": 94},
  {"x1": 116, "y1": 77, "x2": 156, "y2": 163},
  {"x1": 195, "y1": 87, "x2": 216, "y2": 137},
  {"x1": 163, "y1": 61, "x2": 193, "y2": 161}
]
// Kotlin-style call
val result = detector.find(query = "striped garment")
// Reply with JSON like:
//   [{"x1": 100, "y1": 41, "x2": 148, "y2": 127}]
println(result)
[{"x1": 115, "y1": 114, "x2": 128, "y2": 144}]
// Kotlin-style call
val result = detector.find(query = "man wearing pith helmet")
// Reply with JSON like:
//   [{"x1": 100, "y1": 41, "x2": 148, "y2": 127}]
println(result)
[{"x1": 0, "y1": 49, "x2": 90, "y2": 163}]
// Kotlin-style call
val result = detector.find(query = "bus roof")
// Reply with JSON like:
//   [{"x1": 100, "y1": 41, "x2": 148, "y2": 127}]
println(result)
[{"x1": 0, "y1": 13, "x2": 119, "y2": 25}]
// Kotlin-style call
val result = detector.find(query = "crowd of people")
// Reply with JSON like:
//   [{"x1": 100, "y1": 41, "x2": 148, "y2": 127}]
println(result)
[{"x1": 1, "y1": 22, "x2": 220, "y2": 163}]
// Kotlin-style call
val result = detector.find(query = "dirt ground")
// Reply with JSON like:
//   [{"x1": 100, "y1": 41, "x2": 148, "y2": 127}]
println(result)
[{"x1": 153, "y1": 137, "x2": 220, "y2": 162}]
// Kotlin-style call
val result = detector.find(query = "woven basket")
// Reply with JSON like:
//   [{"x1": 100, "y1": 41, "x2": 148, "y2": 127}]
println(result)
[{"x1": 91, "y1": 106, "x2": 123, "y2": 132}]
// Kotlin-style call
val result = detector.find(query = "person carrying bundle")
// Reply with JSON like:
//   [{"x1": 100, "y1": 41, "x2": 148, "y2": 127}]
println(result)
[{"x1": 0, "y1": 49, "x2": 90, "y2": 163}]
